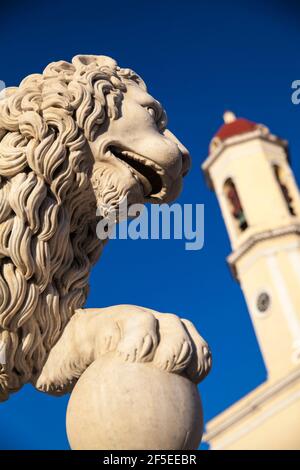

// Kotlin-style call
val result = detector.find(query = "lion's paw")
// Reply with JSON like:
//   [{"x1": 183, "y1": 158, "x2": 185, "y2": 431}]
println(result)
[
  {"x1": 35, "y1": 371, "x2": 73, "y2": 395},
  {"x1": 34, "y1": 307, "x2": 212, "y2": 397}
]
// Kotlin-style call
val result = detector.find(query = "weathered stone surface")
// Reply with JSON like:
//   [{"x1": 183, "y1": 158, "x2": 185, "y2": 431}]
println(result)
[
  {"x1": 67, "y1": 354, "x2": 203, "y2": 450},
  {"x1": 0, "y1": 54, "x2": 211, "y2": 450}
]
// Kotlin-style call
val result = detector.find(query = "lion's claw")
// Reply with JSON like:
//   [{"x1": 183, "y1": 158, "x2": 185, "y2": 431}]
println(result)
[
  {"x1": 182, "y1": 318, "x2": 212, "y2": 384},
  {"x1": 154, "y1": 339, "x2": 193, "y2": 373},
  {"x1": 139, "y1": 334, "x2": 155, "y2": 359},
  {"x1": 117, "y1": 332, "x2": 157, "y2": 363}
]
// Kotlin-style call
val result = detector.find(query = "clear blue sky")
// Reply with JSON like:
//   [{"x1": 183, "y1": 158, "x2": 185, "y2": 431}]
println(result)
[{"x1": 1, "y1": 0, "x2": 300, "y2": 450}]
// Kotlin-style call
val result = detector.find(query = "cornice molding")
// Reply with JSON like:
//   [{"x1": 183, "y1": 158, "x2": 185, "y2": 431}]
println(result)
[
  {"x1": 204, "y1": 366, "x2": 300, "y2": 443},
  {"x1": 227, "y1": 224, "x2": 300, "y2": 279},
  {"x1": 202, "y1": 130, "x2": 289, "y2": 190}
]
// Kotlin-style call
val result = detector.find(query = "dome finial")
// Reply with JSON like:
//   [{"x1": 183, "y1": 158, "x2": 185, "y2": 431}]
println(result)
[{"x1": 223, "y1": 111, "x2": 236, "y2": 124}]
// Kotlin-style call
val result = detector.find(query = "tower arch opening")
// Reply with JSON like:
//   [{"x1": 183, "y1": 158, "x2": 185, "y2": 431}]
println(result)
[
  {"x1": 273, "y1": 164, "x2": 296, "y2": 216},
  {"x1": 224, "y1": 178, "x2": 248, "y2": 232}
]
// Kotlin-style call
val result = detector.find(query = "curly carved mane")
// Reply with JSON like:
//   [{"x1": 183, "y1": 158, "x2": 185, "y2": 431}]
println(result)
[{"x1": 0, "y1": 55, "x2": 146, "y2": 400}]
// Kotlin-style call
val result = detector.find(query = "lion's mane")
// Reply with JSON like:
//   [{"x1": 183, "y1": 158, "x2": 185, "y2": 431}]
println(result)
[{"x1": 0, "y1": 55, "x2": 146, "y2": 400}]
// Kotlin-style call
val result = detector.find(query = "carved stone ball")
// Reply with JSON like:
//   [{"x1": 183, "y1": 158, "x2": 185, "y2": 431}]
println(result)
[{"x1": 66, "y1": 354, "x2": 203, "y2": 450}]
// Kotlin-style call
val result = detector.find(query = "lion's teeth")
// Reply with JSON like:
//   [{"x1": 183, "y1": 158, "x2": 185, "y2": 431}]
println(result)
[{"x1": 113, "y1": 148, "x2": 168, "y2": 199}]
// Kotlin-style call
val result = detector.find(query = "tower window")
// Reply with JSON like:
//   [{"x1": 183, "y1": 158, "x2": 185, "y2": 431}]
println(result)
[
  {"x1": 257, "y1": 292, "x2": 271, "y2": 313},
  {"x1": 224, "y1": 178, "x2": 248, "y2": 232},
  {"x1": 273, "y1": 165, "x2": 296, "y2": 216}
]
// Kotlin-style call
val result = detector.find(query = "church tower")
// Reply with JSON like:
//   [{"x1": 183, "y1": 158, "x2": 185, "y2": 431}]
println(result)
[{"x1": 202, "y1": 112, "x2": 300, "y2": 449}]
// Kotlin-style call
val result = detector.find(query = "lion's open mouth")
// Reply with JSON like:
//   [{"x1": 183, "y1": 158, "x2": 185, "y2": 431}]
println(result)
[{"x1": 109, "y1": 146, "x2": 166, "y2": 199}]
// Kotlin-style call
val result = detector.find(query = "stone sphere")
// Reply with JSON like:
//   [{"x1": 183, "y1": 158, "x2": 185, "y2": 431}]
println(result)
[{"x1": 66, "y1": 354, "x2": 203, "y2": 450}]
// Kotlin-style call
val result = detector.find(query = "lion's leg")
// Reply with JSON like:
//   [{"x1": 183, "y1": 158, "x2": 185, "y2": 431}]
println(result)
[
  {"x1": 35, "y1": 305, "x2": 211, "y2": 395},
  {"x1": 35, "y1": 306, "x2": 159, "y2": 394},
  {"x1": 35, "y1": 310, "x2": 100, "y2": 394}
]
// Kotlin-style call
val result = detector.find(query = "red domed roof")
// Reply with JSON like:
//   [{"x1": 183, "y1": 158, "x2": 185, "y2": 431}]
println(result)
[
  {"x1": 214, "y1": 112, "x2": 257, "y2": 141},
  {"x1": 215, "y1": 117, "x2": 257, "y2": 141},
  {"x1": 208, "y1": 111, "x2": 263, "y2": 154}
]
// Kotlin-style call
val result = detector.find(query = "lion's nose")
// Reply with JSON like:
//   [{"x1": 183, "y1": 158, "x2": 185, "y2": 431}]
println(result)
[
  {"x1": 163, "y1": 129, "x2": 191, "y2": 178},
  {"x1": 181, "y1": 149, "x2": 191, "y2": 177}
]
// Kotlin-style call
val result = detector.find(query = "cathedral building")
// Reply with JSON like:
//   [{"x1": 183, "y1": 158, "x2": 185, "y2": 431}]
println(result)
[{"x1": 202, "y1": 112, "x2": 300, "y2": 449}]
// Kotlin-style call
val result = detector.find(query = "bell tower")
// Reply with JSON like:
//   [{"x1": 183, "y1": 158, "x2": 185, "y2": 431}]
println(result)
[{"x1": 202, "y1": 112, "x2": 300, "y2": 380}]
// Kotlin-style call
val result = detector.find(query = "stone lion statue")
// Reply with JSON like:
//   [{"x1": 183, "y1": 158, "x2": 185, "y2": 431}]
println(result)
[{"x1": 0, "y1": 55, "x2": 211, "y2": 402}]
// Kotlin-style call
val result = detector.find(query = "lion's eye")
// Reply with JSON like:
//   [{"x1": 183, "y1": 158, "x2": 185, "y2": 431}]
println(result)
[{"x1": 147, "y1": 107, "x2": 157, "y2": 119}]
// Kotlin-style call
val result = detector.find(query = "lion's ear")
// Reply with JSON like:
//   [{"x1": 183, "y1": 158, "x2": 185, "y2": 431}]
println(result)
[{"x1": 72, "y1": 55, "x2": 117, "y2": 70}]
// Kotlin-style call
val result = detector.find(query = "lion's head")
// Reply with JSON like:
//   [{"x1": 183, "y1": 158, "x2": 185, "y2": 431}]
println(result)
[{"x1": 0, "y1": 55, "x2": 190, "y2": 400}]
